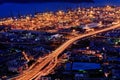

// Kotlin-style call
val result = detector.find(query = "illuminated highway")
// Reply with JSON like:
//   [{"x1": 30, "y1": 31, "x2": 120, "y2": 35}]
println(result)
[{"x1": 12, "y1": 24, "x2": 120, "y2": 80}]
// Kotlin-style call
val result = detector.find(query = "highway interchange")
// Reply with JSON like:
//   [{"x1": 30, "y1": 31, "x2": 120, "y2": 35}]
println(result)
[{"x1": 12, "y1": 23, "x2": 120, "y2": 80}]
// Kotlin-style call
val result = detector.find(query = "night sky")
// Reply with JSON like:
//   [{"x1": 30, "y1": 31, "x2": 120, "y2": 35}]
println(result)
[
  {"x1": 0, "y1": 0, "x2": 94, "y2": 3},
  {"x1": 0, "y1": 0, "x2": 119, "y2": 18}
]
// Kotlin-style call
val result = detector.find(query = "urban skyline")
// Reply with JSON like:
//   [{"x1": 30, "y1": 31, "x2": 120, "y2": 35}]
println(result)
[{"x1": 0, "y1": 1, "x2": 120, "y2": 80}]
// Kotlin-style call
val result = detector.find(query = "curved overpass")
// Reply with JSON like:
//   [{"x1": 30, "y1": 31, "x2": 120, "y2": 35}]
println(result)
[{"x1": 13, "y1": 24, "x2": 120, "y2": 80}]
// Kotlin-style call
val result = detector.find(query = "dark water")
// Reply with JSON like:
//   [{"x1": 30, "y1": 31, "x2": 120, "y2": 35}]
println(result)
[{"x1": 0, "y1": 0, "x2": 120, "y2": 18}]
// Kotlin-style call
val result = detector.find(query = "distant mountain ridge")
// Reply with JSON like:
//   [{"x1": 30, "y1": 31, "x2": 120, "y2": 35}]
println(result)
[{"x1": 0, "y1": 0, "x2": 94, "y2": 3}]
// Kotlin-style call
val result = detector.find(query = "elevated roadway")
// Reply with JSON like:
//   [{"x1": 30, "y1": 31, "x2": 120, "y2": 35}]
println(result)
[{"x1": 13, "y1": 24, "x2": 120, "y2": 80}]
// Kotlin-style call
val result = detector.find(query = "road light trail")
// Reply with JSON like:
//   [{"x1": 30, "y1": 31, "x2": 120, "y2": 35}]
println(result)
[{"x1": 12, "y1": 24, "x2": 120, "y2": 80}]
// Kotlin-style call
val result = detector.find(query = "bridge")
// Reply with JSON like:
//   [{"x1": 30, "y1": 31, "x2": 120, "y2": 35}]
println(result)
[{"x1": 12, "y1": 24, "x2": 120, "y2": 80}]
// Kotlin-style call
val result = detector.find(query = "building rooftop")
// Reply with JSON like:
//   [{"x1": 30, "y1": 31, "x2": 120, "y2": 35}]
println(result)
[{"x1": 66, "y1": 62, "x2": 101, "y2": 71}]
